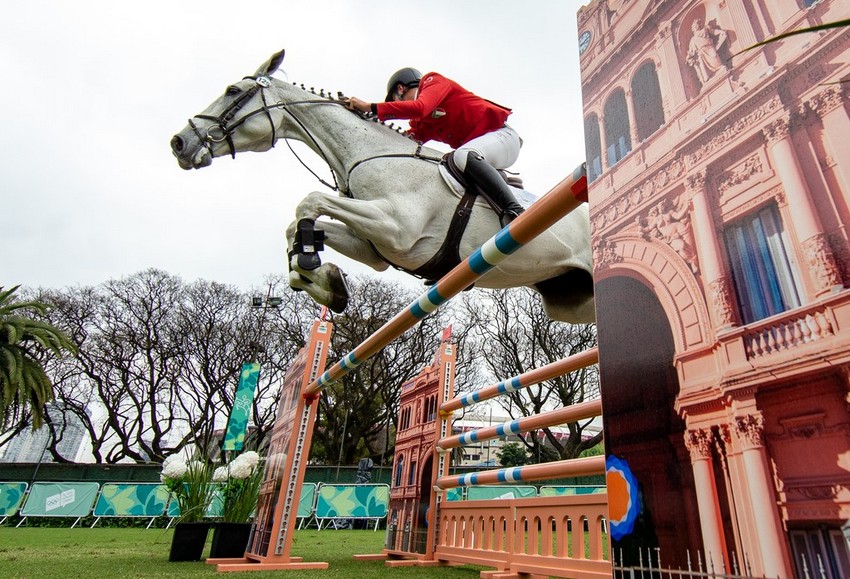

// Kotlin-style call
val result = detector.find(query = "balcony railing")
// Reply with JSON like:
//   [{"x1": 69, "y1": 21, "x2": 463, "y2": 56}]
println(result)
[{"x1": 742, "y1": 306, "x2": 836, "y2": 359}]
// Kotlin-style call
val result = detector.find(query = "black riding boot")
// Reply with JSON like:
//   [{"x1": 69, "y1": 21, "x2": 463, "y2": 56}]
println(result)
[{"x1": 463, "y1": 152, "x2": 525, "y2": 226}]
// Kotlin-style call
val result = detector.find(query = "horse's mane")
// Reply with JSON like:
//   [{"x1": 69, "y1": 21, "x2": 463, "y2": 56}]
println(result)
[{"x1": 285, "y1": 81, "x2": 425, "y2": 148}]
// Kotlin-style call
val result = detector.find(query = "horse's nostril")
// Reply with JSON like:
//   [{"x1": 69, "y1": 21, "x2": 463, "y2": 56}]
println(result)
[{"x1": 171, "y1": 135, "x2": 184, "y2": 153}]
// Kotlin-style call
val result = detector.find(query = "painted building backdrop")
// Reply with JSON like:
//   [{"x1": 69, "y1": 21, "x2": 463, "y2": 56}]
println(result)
[{"x1": 578, "y1": 1, "x2": 850, "y2": 577}]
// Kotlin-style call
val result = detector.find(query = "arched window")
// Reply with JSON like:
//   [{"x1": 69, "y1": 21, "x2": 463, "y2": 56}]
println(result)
[
  {"x1": 604, "y1": 89, "x2": 632, "y2": 167},
  {"x1": 631, "y1": 62, "x2": 665, "y2": 142},
  {"x1": 394, "y1": 454, "x2": 405, "y2": 487},
  {"x1": 585, "y1": 114, "x2": 603, "y2": 183}
]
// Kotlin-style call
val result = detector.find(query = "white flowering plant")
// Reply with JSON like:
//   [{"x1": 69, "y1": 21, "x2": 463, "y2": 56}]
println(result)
[
  {"x1": 160, "y1": 454, "x2": 215, "y2": 523},
  {"x1": 213, "y1": 451, "x2": 263, "y2": 523}
]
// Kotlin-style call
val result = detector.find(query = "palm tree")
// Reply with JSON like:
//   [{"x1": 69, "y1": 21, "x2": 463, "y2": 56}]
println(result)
[{"x1": 0, "y1": 285, "x2": 76, "y2": 429}]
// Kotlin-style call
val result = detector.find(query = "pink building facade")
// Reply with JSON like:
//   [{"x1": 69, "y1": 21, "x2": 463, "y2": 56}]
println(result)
[
  {"x1": 384, "y1": 335, "x2": 455, "y2": 556},
  {"x1": 579, "y1": 0, "x2": 850, "y2": 576}
]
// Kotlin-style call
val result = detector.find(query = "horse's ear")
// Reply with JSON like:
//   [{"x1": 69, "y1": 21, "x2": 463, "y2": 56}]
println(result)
[{"x1": 258, "y1": 49, "x2": 285, "y2": 76}]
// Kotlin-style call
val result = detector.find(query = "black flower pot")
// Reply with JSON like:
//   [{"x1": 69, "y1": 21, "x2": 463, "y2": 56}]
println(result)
[
  {"x1": 209, "y1": 522, "x2": 253, "y2": 559},
  {"x1": 169, "y1": 521, "x2": 212, "y2": 562}
]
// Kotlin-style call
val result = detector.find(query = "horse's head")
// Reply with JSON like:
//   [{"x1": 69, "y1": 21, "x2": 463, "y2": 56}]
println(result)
[{"x1": 170, "y1": 49, "x2": 287, "y2": 170}]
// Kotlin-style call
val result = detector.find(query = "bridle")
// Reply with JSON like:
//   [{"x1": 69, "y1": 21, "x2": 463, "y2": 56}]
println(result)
[
  {"x1": 189, "y1": 75, "x2": 273, "y2": 160},
  {"x1": 188, "y1": 74, "x2": 345, "y2": 190}
]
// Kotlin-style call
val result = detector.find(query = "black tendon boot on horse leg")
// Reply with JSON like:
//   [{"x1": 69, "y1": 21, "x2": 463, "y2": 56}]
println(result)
[
  {"x1": 288, "y1": 218, "x2": 325, "y2": 273},
  {"x1": 463, "y1": 152, "x2": 525, "y2": 227}
]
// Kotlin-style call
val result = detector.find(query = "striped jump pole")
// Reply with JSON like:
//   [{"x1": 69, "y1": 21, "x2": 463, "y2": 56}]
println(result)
[
  {"x1": 435, "y1": 455, "x2": 606, "y2": 490},
  {"x1": 436, "y1": 399, "x2": 602, "y2": 452},
  {"x1": 302, "y1": 163, "x2": 588, "y2": 399},
  {"x1": 440, "y1": 347, "x2": 599, "y2": 414}
]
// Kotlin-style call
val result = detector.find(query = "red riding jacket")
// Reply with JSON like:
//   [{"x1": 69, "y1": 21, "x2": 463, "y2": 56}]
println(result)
[{"x1": 376, "y1": 72, "x2": 511, "y2": 149}]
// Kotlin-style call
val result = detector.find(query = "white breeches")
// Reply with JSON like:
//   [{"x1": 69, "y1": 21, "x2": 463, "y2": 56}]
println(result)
[{"x1": 452, "y1": 125, "x2": 522, "y2": 171}]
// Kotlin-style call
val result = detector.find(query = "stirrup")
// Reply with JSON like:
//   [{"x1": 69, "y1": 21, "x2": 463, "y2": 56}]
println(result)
[{"x1": 499, "y1": 207, "x2": 524, "y2": 227}]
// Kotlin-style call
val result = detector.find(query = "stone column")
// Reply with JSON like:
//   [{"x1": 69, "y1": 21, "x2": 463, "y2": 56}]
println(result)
[
  {"x1": 734, "y1": 414, "x2": 793, "y2": 578},
  {"x1": 715, "y1": 426, "x2": 745, "y2": 569},
  {"x1": 723, "y1": 0, "x2": 757, "y2": 47},
  {"x1": 625, "y1": 88, "x2": 639, "y2": 148},
  {"x1": 763, "y1": 115, "x2": 843, "y2": 296},
  {"x1": 686, "y1": 170, "x2": 737, "y2": 329},
  {"x1": 655, "y1": 22, "x2": 687, "y2": 110},
  {"x1": 685, "y1": 428, "x2": 729, "y2": 572},
  {"x1": 809, "y1": 85, "x2": 850, "y2": 212},
  {"x1": 598, "y1": 114, "x2": 610, "y2": 172}
]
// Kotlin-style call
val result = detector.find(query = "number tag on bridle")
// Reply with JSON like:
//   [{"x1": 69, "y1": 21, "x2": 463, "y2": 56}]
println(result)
[{"x1": 256, "y1": 76, "x2": 271, "y2": 88}]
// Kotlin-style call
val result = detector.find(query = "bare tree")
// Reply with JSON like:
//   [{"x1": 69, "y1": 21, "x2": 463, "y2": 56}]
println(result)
[
  {"x1": 11, "y1": 270, "x2": 474, "y2": 468},
  {"x1": 459, "y1": 287, "x2": 601, "y2": 461},
  {"x1": 39, "y1": 270, "x2": 189, "y2": 462},
  {"x1": 172, "y1": 277, "x2": 319, "y2": 457},
  {"x1": 35, "y1": 271, "x2": 324, "y2": 463}
]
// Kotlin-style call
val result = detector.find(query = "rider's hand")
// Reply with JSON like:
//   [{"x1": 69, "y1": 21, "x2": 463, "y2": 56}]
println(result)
[{"x1": 345, "y1": 97, "x2": 372, "y2": 113}]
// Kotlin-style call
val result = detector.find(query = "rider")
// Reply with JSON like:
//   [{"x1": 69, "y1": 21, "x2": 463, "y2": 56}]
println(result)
[{"x1": 345, "y1": 68, "x2": 525, "y2": 225}]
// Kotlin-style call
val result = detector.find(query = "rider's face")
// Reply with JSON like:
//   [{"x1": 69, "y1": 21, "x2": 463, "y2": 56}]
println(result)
[{"x1": 394, "y1": 86, "x2": 418, "y2": 102}]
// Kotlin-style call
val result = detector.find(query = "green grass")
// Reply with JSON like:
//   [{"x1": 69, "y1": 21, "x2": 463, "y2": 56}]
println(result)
[{"x1": 0, "y1": 528, "x2": 485, "y2": 578}]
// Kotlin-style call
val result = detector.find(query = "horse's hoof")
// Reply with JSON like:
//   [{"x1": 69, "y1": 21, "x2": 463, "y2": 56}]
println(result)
[
  {"x1": 329, "y1": 295, "x2": 348, "y2": 313},
  {"x1": 325, "y1": 264, "x2": 350, "y2": 313}
]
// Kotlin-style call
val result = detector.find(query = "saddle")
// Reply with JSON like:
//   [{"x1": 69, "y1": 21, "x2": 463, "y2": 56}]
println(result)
[{"x1": 409, "y1": 153, "x2": 523, "y2": 284}]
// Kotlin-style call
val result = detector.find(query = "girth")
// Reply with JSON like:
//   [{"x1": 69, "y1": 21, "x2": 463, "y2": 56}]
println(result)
[
  {"x1": 407, "y1": 154, "x2": 478, "y2": 282},
  {"x1": 366, "y1": 153, "x2": 522, "y2": 284},
  {"x1": 407, "y1": 153, "x2": 502, "y2": 282}
]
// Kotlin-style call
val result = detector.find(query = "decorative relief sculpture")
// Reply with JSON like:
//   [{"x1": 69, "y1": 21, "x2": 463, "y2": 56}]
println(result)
[
  {"x1": 637, "y1": 196, "x2": 699, "y2": 273},
  {"x1": 685, "y1": 428, "x2": 714, "y2": 461},
  {"x1": 708, "y1": 277, "x2": 736, "y2": 328},
  {"x1": 735, "y1": 414, "x2": 765, "y2": 449},
  {"x1": 716, "y1": 154, "x2": 763, "y2": 197},
  {"x1": 592, "y1": 238, "x2": 622, "y2": 271},
  {"x1": 802, "y1": 233, "x2": 843, "y2": 293},
  {"x1": 686, "y1": 18, "x2": 730, "y2": 89}
]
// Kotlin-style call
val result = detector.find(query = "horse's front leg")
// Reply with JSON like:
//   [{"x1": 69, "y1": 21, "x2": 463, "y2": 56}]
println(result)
[
  {"x1": 286, "y1": 192, "x2": 399, "y2": 312},
  {"x1": 294, "y1": 190, "x2": 404, "y2": 246},
  {"x1": 314, "y1": 221, "x2": 390, "y2": 271}
]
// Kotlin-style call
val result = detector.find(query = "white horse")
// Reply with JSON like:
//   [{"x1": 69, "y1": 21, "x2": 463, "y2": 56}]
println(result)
[{"x1": 171, "y1": 50, "x2": 594, "y2": 323}]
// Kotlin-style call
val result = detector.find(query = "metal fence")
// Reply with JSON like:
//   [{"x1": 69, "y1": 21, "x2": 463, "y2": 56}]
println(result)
[{"x1": 612, "y1": 546, "x2": 836, "y2": 579}]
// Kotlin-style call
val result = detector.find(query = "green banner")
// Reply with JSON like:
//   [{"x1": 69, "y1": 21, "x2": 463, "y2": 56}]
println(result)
[
  {"x1": 538, "y1": 485, "x2": 605, "y2": 496},
  {"x1": 315, "y1": 484, "x2": 389, "y2": 519},
  {"x1": 223, "y1": 362, "x2": 261, "y2": 451},
  {"x1": 297, "y1": 482, "x2": 317, "y2": 518},
  {"x1": 93, "y1": 483, "x2": 170, "y2": 517},
  {"x1": 0, "y1": 482, "x2": 28, "y2": 516},
  {"x1": 466, "y1": 485, "x2": 538, "y2": 500},
  {"x1": 19, "y1": 482, "x2": 100, "y2": 517}
]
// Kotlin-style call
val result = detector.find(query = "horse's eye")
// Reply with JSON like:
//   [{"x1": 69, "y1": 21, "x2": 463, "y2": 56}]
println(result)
[{"x1": 226, "y1": 85, "x2": 241, "y2": 96}]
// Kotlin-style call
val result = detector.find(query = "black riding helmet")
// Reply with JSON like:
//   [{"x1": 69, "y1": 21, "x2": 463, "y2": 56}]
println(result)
[{"x1": 385, "y1": 67, "x2": 422, "y2": 102}]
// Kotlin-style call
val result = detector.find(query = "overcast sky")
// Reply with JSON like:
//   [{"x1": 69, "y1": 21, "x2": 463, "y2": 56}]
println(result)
[{"x1": 1, "y1": 0, "x2": 588, "y2": 296}]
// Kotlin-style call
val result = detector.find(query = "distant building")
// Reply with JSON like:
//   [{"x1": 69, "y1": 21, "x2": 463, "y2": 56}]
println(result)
[
  {"x1": 0, "y1": 404, "x2": 87, "y2": 463},
  {"x1": 386, "y1": 334, "x2": 456, "y2": 555}
]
